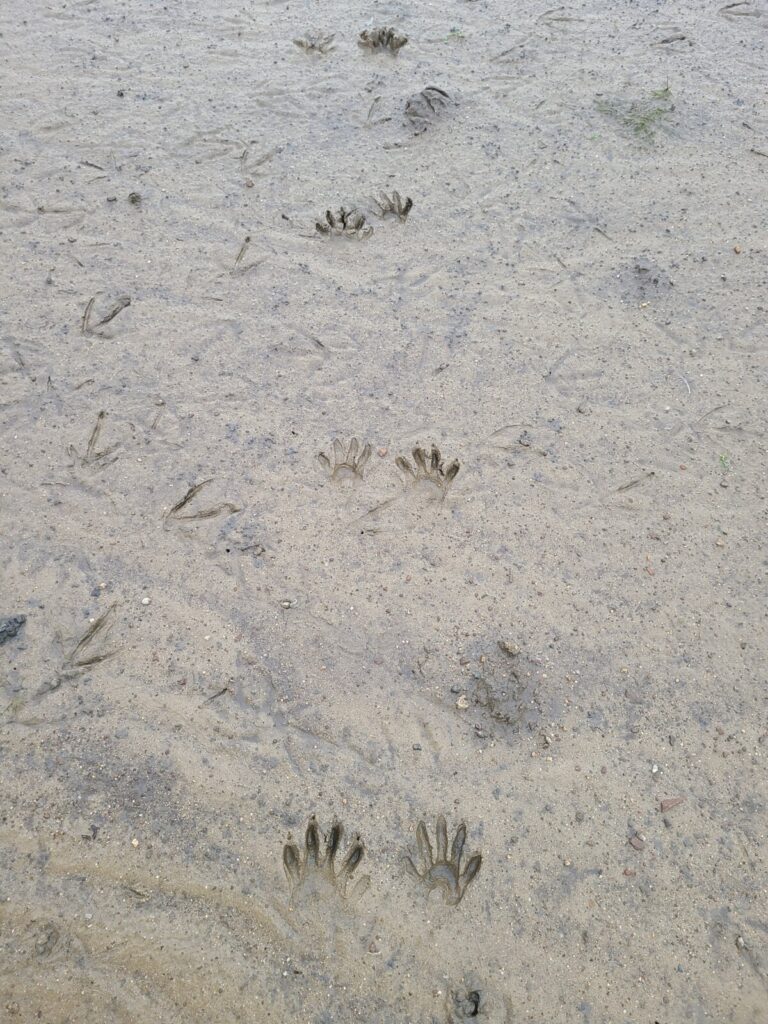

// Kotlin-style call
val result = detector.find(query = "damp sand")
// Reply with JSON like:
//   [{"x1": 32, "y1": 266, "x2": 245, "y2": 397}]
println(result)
[{"x1": 1, "y1": 1, "x2": 767, "y2": 1021}]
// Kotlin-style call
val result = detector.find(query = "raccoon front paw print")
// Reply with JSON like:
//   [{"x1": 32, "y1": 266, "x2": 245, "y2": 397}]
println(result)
[
  {"x1": 404, "y1": 816, "x2": 481, "y2": 906},
  {"x1": 283, "y1": 816, "x2": 370, "y2": 906}
]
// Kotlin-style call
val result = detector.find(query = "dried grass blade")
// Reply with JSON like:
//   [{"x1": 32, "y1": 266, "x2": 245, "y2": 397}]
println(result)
[
  {"x1": 167, "y1": 480, "x2": 213, "y2": 518},
  {"x1": 67, "y1": 603, "x2": 116, "y2": 667}
]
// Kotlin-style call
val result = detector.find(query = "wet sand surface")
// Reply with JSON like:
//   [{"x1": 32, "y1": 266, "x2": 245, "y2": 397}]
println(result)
[{"x1": 1, "y1": 1, "x2": 767, "y2": 1021}]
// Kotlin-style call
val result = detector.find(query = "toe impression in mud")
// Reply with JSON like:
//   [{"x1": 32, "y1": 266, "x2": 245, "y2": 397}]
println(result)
[
  {"x1": 405, "y1": 816, "x2": 482, "y2": 906},
  {"x1": 283, "y1": 816, "x2": 370, "y2": 905}
]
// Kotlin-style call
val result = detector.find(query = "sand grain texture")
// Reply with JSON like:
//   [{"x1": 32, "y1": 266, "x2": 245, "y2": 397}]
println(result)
[{"x1": 1, "y1": 1, "x2": 766, "y2": 1022}]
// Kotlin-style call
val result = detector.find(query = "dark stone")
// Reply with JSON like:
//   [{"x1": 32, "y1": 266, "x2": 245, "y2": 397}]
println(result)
[{"x1": 0, "y1": 615, "x2": 26, "y2": 645}]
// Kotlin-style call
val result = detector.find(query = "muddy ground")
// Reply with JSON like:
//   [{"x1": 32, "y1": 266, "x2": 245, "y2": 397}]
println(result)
[{"x1": 1, "y1": 1, "x2": 767, "y2": 1022}]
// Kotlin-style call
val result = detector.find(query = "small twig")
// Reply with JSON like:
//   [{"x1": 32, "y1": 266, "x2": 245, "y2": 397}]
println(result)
[
  {"x1": 234, "y1": 235, "x2": 251, "y2": 269},
  {"x1": 86, "y1": 411, "x2": 105, "y2": 460},
  {"x1": 167, "y1": 480, "x2": 212, "y2": 517},
  {"x1": 81, "y1": 297, "x2": 95, "y2": 334},
  {"x1": 201, "y1": 686, "x2": 230, "y2": 707},
  {"x1": 616, "y1": 471, "x2": 656, "y2": 493},
  {"x1": 94, "y1": 296, "x2": 131, "y2": 329},
  {"x1": 349, "y1": 494, "x2": 402, "y2": 524},
  {"x1": 694, "y1": 404, "x2": 728, "y2": 428},
  {"x1": 231, "y1": 235, "x2": 264, "y2": 275},
  {"x1": 365, "y1": 96, "x2": 383, "y2": 125},
  {"x1": 653, "y1": 33, "x2": 687, "y2": 45}
]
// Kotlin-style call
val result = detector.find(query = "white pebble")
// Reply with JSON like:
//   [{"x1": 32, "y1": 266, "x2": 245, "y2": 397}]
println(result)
[{"x1": 141, "y1": 597, "x2": 151, "y2": 606}]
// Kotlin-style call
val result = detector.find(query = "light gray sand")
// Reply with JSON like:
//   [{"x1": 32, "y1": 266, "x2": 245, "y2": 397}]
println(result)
[{"x1": 1, "y1": 1, "x2": 767, "y2": 1021}]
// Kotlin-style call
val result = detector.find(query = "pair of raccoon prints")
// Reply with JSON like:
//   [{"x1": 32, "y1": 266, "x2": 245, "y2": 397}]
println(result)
[
  {"x1": 283, "y1": 816, "x2": 482, "y2": 908},
  {"x1": 294, "y1": 26, "x2": 408, "y2": 56},
  {"x1": 318, "y1": 438, "x2": 460, "y2": 496},
  {"x1": 315, "y1": 192, "x2": 413, "y2": 240}
]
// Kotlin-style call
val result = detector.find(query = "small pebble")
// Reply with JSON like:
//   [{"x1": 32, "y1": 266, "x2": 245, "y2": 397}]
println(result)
[
  {"x1": 497, "y1": 640, "x2": 520, "y2": 657},
  {"x1": 455, "y1": 694, "x2": 469, "y2": 710},
  {"x1": 131, "y1": 837, "x2": 139, "y2": 847},
  {"x1": 141, "y1": 597, "x2": 151, "y2": 606}
]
